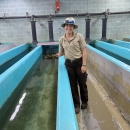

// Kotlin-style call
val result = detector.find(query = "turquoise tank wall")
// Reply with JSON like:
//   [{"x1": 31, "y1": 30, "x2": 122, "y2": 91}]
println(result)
[
  {"x1": 95, "y1": 41, "x2": 130, "y2": 61},
  {"x1": 89, "y1": 40, "x2": 130, "y2": 66},
  {"x1": 0, "y1": 45, "x2": 42, "y2": 127},
  {"x1": 115, "y1": 40, "x2": 130, "y2": 49},
  {"x1": 56, "y1": 56, "x2": 78, "y2": 130},
  {"x1": 0, "y1": 45, "x2": 42, "y2": 107},
  {"x1": 0, "y1": 44, "x2": 30, "y2": 66},
  {"x1": 0, "y1": 43, "x2": 15, "y2": 53}
]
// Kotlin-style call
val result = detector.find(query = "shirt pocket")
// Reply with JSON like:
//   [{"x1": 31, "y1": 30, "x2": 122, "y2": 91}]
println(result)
[
  {"x1": 71, "y1": 38, "x2": 80, "y2": 49},
  {"x1": 63, "y1": 41, "x2": 68, "y2": 50}
]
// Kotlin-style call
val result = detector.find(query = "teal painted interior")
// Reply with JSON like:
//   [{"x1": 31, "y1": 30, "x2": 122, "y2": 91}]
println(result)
[
  {"x1": 89, "y1": 41, "x2": 130, "y2": 65},
  {"x1": 56, "y1": 56, "x2": 78, "y2": 130},
  {"x1": 0, "y1": 49, "x2": 31, "y2": 74},
  {"x1": 0, "y1": 46, "x2": 42, "y2": 109},
  {"x1": 42, "y1": 45, "x2": 59, "y2": 55},
  {"x1": 0, "y1": 44, "x2": 30, "y2": 66},
  {"x1": 87, "y1": 44, "x2": 130, "y2": 72},
  {"x1": 115, "y1": 40, "x2": 130, "y2": 49}
]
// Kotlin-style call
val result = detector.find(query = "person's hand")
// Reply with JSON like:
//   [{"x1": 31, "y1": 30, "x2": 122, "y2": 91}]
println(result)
[
  {"x1": 81, "y1": 66, "x2": 87, "y2": 73},
  {"x1": 55, "y1": 53, "x2": 61, "y2": 58}
]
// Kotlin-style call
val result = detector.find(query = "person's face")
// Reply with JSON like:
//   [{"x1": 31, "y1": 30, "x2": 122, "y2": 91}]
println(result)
[{"x1": 64, "y1": 24, "x2": 74, "y2": 34}]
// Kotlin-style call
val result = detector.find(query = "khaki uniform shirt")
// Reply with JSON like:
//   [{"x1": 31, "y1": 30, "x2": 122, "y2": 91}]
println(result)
[{"x1": 59, "y1": 32, "x2": 86, "y2": 60}]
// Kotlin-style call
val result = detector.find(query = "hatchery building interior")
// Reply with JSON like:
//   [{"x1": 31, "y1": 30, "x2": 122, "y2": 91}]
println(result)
[{"x1": 0, "y1": 0, "x2": 130, "y2": 130}]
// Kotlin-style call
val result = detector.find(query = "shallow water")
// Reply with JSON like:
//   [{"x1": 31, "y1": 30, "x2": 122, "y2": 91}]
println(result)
[{"x1": 2, "y1": 59, "x2": 58, "y2": 130}]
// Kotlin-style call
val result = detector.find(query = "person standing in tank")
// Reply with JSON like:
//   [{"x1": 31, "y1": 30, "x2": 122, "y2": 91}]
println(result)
[{"x1": 56, "y1": 17, "x2": 88, "y2": 114}]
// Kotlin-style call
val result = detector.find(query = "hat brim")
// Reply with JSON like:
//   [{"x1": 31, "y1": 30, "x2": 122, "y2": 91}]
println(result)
[{"x1": 61, "y1": 23, "x2": 78, "y2": 29}]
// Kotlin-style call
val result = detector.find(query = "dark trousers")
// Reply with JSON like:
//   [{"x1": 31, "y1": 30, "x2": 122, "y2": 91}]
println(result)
[{"x1": 65, "y1": 58, "x2": 88, "y2": 107}]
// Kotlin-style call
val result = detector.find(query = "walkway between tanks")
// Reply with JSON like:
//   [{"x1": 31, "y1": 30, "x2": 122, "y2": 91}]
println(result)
[{"x1": 76, "y1": 70, "x2": 130, "y2": 130}]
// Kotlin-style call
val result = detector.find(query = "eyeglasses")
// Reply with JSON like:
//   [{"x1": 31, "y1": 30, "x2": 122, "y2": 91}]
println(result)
[{"x1": 65, "y1": 20, "x2": 74, "y2": 24}]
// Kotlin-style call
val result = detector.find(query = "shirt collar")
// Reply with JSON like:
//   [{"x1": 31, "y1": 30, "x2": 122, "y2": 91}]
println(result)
[{"x1": 62, "y1": 32, "x2": 77, "y2": 40}]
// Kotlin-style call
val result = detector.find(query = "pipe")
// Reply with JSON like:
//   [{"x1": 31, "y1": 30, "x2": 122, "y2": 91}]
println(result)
[
  {"x1": 0, "y1": 11, "x2": 130, "y2": 20},
  {"x1": 101, "y1": 16, "x2": 107, "y2": 41},
  {"x1": 30, "y1": 20, "x2": 38, "y2": 43},
  {"x1": 0, "y1": 16, "x2": 31, "y2": 19},
  {"x1": 85, "y1": 18, "x2": 91, "y2": 41},
  {"x1": 48, "y1": 20, "x2": 54, "y2": 42},
  {"x1": 110, "y1": 11, "x2": 130, "y2": 15}
]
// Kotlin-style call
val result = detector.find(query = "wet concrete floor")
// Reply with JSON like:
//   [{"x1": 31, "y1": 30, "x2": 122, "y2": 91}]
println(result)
[
  {"x1": 77, "y1": 70, "x2": 130, "y2": 130},
  {"x1": 2, "y1": 59, "x2": 58, "y2": 130}
]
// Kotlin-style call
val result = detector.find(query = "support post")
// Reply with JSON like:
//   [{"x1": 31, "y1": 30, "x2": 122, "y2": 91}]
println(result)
[
  {"x1": 48, "y1": 20, "x2": 54, "y2": 42},
  {"x1": 101, "y1": 15, "x2": 107, "y2": 41},
  {"x1": 30, "y1": 18, "x2": 38, "y2": 44},
  {"x1": 85, "y1": 17, "x2": 91, "y2": 42}
]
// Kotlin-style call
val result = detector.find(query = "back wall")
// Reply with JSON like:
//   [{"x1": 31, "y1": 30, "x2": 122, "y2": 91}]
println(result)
[{"x1": 0, "y1": 0, "x2": 130, "y2": 45}]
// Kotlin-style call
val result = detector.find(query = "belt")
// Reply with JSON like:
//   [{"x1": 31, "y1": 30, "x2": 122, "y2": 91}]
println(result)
[{"x1": 66, "y1": 57, "x2": 82, "y2": 63}]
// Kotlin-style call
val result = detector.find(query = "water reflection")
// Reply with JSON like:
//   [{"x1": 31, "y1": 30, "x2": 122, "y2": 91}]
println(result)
[
  {"x1": 10, "y1": 92, "x2": 27, "y2": 121},
  {"x1": 78, "y1": 105, "x2": 101, "y2": 130}
]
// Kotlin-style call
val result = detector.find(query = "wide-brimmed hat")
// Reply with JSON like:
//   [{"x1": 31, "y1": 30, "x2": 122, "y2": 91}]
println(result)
[{"x1": 61, "y1": 17, "x2": 78, "y2": 29}]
